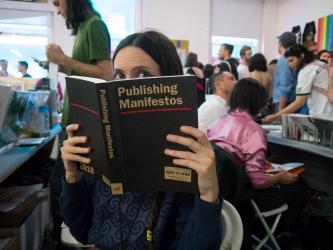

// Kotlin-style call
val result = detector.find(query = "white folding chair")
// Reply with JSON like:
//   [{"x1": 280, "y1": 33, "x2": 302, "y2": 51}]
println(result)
[
  {"x1": 220, "y1": 200, "x2": 243, "y2": 250},
  {"x1": 61, "y1": 222, "x2": 95, "y2": 249},
  {"x1": 250, "y1": 199, "x2": 288, "y2": 250}
]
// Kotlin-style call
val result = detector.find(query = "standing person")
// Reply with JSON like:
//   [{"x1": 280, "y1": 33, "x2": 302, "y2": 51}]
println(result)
[
  {"x1": 247, "y1": 53, "x2": 273, "y2": 101},
  {"x1": 217, "y1": 44, "x2": 239, "y2": 80},
  {"x1": 237, "y1": 45, "x2": 252, "y2": 79},
  {"x1": 198, "y1": 71, "x2": 237, "y2": 135},
  {"x1": 184, "y1": 52, "x2": 205, "y2": 107},
  {"x1": 18, "y1": 61, "x2": 32, "y2": 78},
  {"x1": 60, "y1": 31, "x2": 222, "y2": 249},
  {"x1": 272, "y1": 31, "x2": 297, "y2": 112},
  {"x1": 0, "y1": 59, "x2": 13, "y2": 77},
  {"x1": 264, "y1": 44, "x2": 333, "y2": 123},
  {"x1": 47, "y1": 0, "x2": 112, "y2": 128}
]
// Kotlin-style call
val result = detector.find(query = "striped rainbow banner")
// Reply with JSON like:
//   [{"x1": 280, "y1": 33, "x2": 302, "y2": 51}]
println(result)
[{"x1": 317, "y1": 14, "x2": 333, "y2": 51}]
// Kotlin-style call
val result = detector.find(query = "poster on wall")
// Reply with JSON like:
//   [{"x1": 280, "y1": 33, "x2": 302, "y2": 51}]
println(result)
[
  {"x1": 317, "y1": 14, "x2": 333, "y2": 51},
  {"x1": 171, "y1": 40, "x2": 189, "y2": 66}
]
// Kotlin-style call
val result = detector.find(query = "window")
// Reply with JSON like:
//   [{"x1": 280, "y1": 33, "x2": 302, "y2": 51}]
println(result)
[
  {"x1": 92, "y1": 0, "x2": 138, "y2": 53},
  {"x1": 211, "y1": 36, "x2": 258, "y2": 64},
  {"x1": 0, "y1": 14, "x2": 50, "y2": 78}
]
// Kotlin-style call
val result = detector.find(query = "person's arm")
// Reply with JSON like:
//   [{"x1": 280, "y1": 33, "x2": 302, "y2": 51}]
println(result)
[
  {"x1": 46, "y1": 44, "x2": 112, "y2": 80},
  {"x1": 59, "y1": 124, "x2": 94, "y2": 243},
  {"x1": 328, "y1": 67, "x2": 333, "y2": 103},
  {"x1": 170, "y1": 194, "x2": 223, "y2": 250},
  {"x1": 263, "y1": 95, "x2": 308, "y2": 123}
]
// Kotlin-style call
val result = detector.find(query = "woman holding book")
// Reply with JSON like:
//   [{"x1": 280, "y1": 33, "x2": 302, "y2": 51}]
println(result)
[
  {"x1": 208, "y1": 78, "x2": 306, "y2": 244},
  {"x1": 59, "y1": 31, "x2": 222, "y2": 250}
]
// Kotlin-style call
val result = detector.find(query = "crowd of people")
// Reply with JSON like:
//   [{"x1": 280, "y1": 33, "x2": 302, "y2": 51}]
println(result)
[{"x1": 1, "y1": 0, "x2": 333, "y2": 249}]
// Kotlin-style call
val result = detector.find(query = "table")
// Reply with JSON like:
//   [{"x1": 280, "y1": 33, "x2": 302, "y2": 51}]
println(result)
[
  {"x1": 267, "y1": 131, "x2": 333, "y2": 195},
  {"x1": 0, "y1": 124, "x2": 61, "y2": 183}
]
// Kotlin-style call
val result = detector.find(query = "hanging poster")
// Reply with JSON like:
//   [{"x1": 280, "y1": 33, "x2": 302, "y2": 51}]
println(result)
[{"x1": 317, "y1": 14, "x2": 333, "y2": 51}]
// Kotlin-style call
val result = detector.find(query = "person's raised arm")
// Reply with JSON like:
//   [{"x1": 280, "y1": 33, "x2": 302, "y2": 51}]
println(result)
[{"x1": 46, "y1": 44, "x2": 112, "y2": 80}]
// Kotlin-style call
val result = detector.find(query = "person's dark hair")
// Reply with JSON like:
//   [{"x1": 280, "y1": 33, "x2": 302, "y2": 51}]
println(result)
[
  {"x1": 203, "y1": 64, "x2": 214, "y2": 79},
  {"x1": 284, "y1": 44, "x2": 315, "y2": 72},
  {"x1": 268, "y1": 59, "x2": 278, "y2": 65},
  {"x1": 65, "y1": 0, "x2": 97, "y2": 35},
  {"x1": 198, "y1": 62, "x2": 204, "y2": 70},
  {"x1": 318, "y1": 50, "x2": 332, "y2": 59},
  {"x1": 19, "y1": 61, "x2": 28, "y2": 69},
  {"x1": 229, "y1": 78, "x2": 267, "y2": 116},
  {"x1": 248, "y1": 53, "x2": 268, "y2": 72},
  {"x1": 113, "y1": 31, "x2": 183, "y2": 76},
  {"x1": 185, "y1": 52, "x2": 198, "y2": 67},
  {"x1": 222, "y1": 44, "x2": 234, "y2": 56},
  {"x1": 240, "y1": 45, "x2": 251, "y2": 58}
]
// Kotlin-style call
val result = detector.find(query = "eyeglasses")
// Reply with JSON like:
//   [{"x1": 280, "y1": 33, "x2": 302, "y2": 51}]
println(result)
[{"x1": 53, "y1": 0, "x2": 59, "y2": 7}]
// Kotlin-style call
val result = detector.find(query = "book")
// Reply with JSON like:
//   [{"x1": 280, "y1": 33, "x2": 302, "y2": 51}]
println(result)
[
  {"x1": 66, "y1": 75, "x2": 199, "y2": 194},
  {"x1": 266, "y1": 162, "x2": 305, "y2": 175}
]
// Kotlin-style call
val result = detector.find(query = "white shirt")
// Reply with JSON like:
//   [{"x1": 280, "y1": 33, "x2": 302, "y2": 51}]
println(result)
[
  {"x1": 198, "y1": 95, "x2": 228, "y2": 134},
  {"x1": 296, "y1": 60, "x2": 333, "y2": 117},
  {"x1": 237, "y1": 64, "x2": 249, "y2": 80}
]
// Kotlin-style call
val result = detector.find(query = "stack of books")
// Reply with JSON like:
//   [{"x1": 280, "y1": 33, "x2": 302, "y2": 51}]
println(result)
[{"x1": 281, "y1": 114, "x2": 333, "y2": 148}]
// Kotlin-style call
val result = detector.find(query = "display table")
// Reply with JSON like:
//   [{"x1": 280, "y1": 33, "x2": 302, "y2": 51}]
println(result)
[
  {"x1": 0, "y1": 124, "x2": 61, "y2": 183},
  {"x1": 267, "y1": 131, "x2": 333, "y2": 195}
]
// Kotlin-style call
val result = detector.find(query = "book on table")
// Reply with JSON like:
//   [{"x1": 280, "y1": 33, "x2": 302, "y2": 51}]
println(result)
[
  {"x1": 266, "y1": 162, "x2": 305, "y2": 175},
  {"x1": 66, "y1": 75, "x2": 199, "y2": 194}
]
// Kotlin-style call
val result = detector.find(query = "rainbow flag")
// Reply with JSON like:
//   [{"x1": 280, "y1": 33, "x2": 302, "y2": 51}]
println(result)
[{"x1": 317, "y1": 14, "x2": 333, "y2": 51}]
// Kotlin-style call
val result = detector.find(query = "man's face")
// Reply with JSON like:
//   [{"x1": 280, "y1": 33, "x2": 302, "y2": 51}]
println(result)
[
  {"x1": 308, "y1": 44, "x2": 318, "y2": 55},
  {"x1": 18, "y1": 64, "x2": 24, "y2": 73},
  {"x1": 244, "y1": 49, "x2": 252, "y2": 63},
  {"x1": 222, "y1": 72, "x2": 237, "y2": 94},
  {"x1": 218, "y1": 46, "x2": 226, "y2": 60},
  {"x1": 319, "y1": 52, "x2": 331, "y2": 64},
  {"x1": 0, "y1": 60, "x2": 8, "y2": 71}
]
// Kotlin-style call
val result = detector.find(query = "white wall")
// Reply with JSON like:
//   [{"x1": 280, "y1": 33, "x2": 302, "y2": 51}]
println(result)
[
  {"x1": 277, "y1": 0, "x2": 333, "y2": 35},
  {"x1": 142, "y1": 0, "x2": 211, "y2": 64}
]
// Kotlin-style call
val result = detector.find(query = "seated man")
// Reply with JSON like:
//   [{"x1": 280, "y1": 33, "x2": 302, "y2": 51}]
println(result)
[{"x1": 198, "y1": 71, "x2": 236, "y2": 134}]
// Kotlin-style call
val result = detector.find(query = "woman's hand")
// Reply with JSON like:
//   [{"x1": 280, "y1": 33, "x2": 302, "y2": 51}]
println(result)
[
  {"x1": 61, "y1": 124, "x2": 91, "y2": 183},
  {"x1": 164, "y1": 126, "x2": 219, "y2": 204},
  {"x1": 46, "y1": 44, "x2": 67, "y2": 65},
  {"x1": 262, "y1": 114, "x2": 279, "y2": 124},
  {"x1": 278, "y1": 171, "x2": 298, "y2": 185}
]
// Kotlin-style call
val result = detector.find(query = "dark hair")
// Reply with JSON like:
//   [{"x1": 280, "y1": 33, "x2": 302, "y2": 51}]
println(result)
[
  {"x1": 268, "y1": 59, "x2": 278, "y2": 65},
  {"x1": 284, "y1": 44, "x2": 315, "y2": 72},
  {"x1": 318, "y1": 50, "x2": 332, "y2": 59},
  {"x1": 18, "y1": 61, "x2": 28, "y2": 69},
  {"x1": 240, "y1": 45, "x2": 251, "y2": 58},
  {"x1": 248, "y1": 53, "x2": 268, "y2": 72},
  {"x1": 198, "y1": 62, "x2": 204, "y2": 70},
  {"x1": 65, "y1": 0, "x2": 97, "y2": 35},
  {"x1": 229, "y1": 78, "x2": 267, "y2": 116},
  {"x1": 185, "y1": 52, "x2": 198, "y2": 67},
  {"x1": 222, "y1": 44, "x2": 234, "y2": 55},
  {"x1": 203, "y1": 64, "x2": 214, "y2": 79},
  {"x1": 113, "y1": 31, "x2": 183, "y2": 76}
]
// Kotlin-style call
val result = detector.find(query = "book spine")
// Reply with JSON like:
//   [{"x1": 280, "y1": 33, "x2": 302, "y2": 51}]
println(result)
[{"x1": 96, "y1": 84, "x2": 124, "y2": 194}]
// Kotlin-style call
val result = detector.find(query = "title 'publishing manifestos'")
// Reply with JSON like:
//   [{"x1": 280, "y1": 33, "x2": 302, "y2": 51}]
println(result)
[
  {"x1": 99, "y1": 89, "x2": 114, "y2": 159},
  {"x1": 117, "y1": 83, "x2": 183, "y2": 109}
]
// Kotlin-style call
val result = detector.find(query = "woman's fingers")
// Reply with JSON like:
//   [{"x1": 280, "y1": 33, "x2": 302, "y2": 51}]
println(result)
[
  {"x1": 63, "y1": 136, "x2": 88, "y2": 146},
  {"x1": 61, "y1": 148, "x2": 91, "y2": 164},
  {"x1": 180, "y1": 126, "x2": 212, "y2": 148},
  {"x1": 66, "y1": 124, "x2": 80, "y2": 138},
  {"x1": 164, "y1": 148, "x2": 212, "y2": 168}
]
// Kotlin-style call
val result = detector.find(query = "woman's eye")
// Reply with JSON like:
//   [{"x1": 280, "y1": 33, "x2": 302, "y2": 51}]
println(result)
[
  {"x1": 113, "y1": 72, "x2": 124, "y2": 80},
  {"x1": 137, "y1": 71, "x2": 152, "y2": 78}
]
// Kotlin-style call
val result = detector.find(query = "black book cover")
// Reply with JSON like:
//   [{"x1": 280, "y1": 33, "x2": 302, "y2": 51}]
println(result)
[{"x1": 66, "y1": 75, "x2": 198, "y2": 194}]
